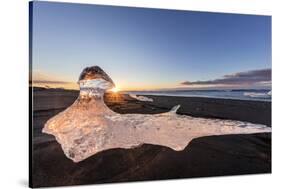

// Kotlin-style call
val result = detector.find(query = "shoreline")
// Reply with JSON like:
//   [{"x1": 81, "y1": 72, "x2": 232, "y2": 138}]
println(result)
[{"x1": 33, "y1": 87, "x2": 271, "y2": 102}]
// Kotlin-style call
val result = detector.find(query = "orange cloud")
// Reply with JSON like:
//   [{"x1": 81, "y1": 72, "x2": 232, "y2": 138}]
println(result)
[{"x1": 31, "y1": 70, "x2": 78, "y2": 90}]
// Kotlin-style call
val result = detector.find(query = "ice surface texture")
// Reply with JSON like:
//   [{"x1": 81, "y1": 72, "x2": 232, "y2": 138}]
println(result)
[{"x1": 42, "y1": 66, "x2": 271, "y2": 162}]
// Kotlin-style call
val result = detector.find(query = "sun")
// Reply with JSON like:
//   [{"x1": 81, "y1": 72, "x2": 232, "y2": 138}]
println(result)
[{"x1": 111, "y1": 87, "x2": 120, "y2": 93}]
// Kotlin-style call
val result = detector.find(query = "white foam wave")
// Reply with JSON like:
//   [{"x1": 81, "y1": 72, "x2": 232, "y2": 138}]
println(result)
[{"x1": 244, "y1": 91, "x2": 271, "y2": 98}]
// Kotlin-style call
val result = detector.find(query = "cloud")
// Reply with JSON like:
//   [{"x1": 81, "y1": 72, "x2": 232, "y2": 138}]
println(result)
[
  {"x1": 32, "y1": 80, "x2": 72, "y2": 84},
  {"x1": 32, "y1": 70, "x2": 71, "y2": 82},
  {"x1": 181, "y1": 68, "x2": 271, "y2": 87},
  {"x1": 31, "y1": 80, "x2": 78, "y2": 90},
  {"x1": 31, "y1": 70, "x2": 78, "y2": 90}
]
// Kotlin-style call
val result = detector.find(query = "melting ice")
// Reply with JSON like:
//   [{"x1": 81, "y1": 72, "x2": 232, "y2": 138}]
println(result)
[
  {"x1": 129, "y1": 93, "x2": 154, "y2": 102},
  {"x1": 43, "y1": 66, "x2": 271, "y2": 162}
]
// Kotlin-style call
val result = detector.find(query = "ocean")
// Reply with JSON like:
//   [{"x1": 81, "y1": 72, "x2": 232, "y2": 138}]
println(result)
[{"x1": 127, "y1": 89, "x2": 272, "y2": 101}]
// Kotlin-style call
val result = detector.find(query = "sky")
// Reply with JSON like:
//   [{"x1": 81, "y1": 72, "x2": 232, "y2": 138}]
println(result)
[{"x1": 31, "y1": 1, "x2": 271, "y2": 90}]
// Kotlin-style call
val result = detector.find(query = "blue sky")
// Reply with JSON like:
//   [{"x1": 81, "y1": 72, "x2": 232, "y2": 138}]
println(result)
[{"x1": 31, "y1": 1, "x2": 271, "y2": 90}]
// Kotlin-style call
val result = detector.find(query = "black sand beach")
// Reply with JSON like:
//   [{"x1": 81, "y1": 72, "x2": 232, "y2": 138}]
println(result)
[{"x1": 30, "y1": 87, "x2": 271, "y2": 187}]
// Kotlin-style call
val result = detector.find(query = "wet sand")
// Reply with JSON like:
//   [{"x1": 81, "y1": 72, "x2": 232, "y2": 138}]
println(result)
[{"x1": 30, "y1": 88, "x2": 271, "y2": 187}]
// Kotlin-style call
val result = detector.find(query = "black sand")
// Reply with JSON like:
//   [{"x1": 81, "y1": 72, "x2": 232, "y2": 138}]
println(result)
[{"x1": 30, "y1": 88, "x2": 271, "y2": 187}]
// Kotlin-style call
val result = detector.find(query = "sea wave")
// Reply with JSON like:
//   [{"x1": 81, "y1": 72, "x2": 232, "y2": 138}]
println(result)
[{"x1": 244, "y1": 91, "x2": 271, "y2": 98}]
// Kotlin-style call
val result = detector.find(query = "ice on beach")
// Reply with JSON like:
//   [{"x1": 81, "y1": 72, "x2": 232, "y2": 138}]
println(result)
[
  {"x1": 129, "y1": 93, "x2": 153, "y2": 102},
  {"x1": 42, "y1": 66, "x2": 271, "y2": 162}
]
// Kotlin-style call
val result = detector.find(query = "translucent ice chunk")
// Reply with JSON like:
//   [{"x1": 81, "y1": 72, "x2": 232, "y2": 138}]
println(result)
[{"x1": 42, "y1": 66, "x2": 271, "y2": 162}]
